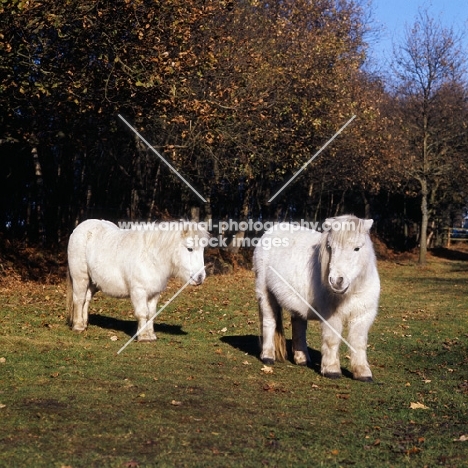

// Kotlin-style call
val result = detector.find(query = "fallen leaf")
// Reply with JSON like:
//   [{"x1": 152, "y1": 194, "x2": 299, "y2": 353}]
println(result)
[
  {"x1": 454, "y1": 435, "x2": 468, "y2": 442},
  {"x1": 261, "y1": 365, "x2": 273, "y2": 374},
  {"x1": 330, "y1": 449, "x2": 339, "y2": 455},
  {"x1": 171, "y1": 400, "x2": 182, "y2": 406},
  {"x1": 123, "y1": 461, "x2": 139, "y2": 468},
  {"x1": 311, "y1": 384, "x2": 319, "y2": 389},
  {"x1": 110, "y1": 335, "x2": 118, "y2": 341},
  {"x1": 406, "y1": 446, "x2": 421, "y2": 455},
  {"x1": 410, "y1": 402, "x2": 429, "y2": 410},
  {"x1": 242, "y1": 361, "x2": 251, "y2": 365},
  {"x1": 0, "y1": 357, "x2": 6, "y2": 363},
  {"x1": 220, "y1": 327, "x2": 227, "y2": 333},
  {"x1": 50, "y1": 372, "x2": 59, "y2": 378},
  {"x1": 336, "y1": 393, "x2": 350, "y2": 400},
  {"x1": 0, "y1": 404, "x2": 6, "y2": 409}
]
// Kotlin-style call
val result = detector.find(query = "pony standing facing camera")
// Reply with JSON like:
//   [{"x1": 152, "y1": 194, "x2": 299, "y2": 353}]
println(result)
[{"x1": 253, "y1": 215, "x2": 380, "y2": 382}]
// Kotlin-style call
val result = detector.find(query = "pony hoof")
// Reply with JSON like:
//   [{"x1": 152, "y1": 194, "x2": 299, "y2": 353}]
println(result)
[
  {"x1": 296, "y1": 360, "x2": 308, "y2": 366},
  {"x1": 137, "y1": 337, "x2": 157, "y2": 343},
  {"x1": 323, "y1": 372, "x2": 342, "y2": 379},
  {"x1": 72, "y1": 327, "x2": 86, "y2": 333},
  {"x1": 262, "y1": 358, "x2": 275, "y2": 365},
  {"x1": 354, "y1": 376, "x2": 373, "y2": 383}
]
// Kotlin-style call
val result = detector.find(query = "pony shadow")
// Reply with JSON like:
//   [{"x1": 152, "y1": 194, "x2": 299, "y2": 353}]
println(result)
[
  {"x1": 286, "y1": 342, "x2": 354, "y2": 379},
  {"x1": 89, "y1": 314, "x2": 187, "y2": 337},
  {"x1": 220, "y1": 334, "x2": 259, "y2": 358},
  {"x1": 220, "y1": 334, "x2": 353, "y2": 379}
]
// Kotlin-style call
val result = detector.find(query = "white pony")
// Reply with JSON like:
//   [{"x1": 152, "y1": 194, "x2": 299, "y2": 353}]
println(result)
[
  {"x1": 67, "y1": 219, "x2": 209, "y2": 341},
  {"x1": 253, "y1": 215, "x2": 380, "y2": 382}
]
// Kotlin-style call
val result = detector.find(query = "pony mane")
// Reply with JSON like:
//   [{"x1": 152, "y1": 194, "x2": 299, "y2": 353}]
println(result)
[{"x1": 145, "y1": 220, "x2": 210, "y2": 249}]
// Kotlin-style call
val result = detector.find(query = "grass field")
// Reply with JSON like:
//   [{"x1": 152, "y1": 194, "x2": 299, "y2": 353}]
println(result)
[{"x1": 0, "y1": 249, "x2": 467, "y2": 467}]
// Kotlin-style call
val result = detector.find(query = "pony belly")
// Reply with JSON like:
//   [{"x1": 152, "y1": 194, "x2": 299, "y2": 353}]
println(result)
[{"x1": 89, "y1": 273, "x2": 130, "y2": 298}]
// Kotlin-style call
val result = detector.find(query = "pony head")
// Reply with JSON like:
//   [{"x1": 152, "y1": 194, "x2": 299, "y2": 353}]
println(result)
[
  {"x1": 319, "y1": 215, "x2": 374, "y2": 294},
  {"x1": 174, "y1": 222, "x2": 210, "y2": 286}
]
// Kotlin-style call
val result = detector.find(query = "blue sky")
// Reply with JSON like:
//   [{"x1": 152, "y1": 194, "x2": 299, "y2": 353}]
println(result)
[{"x1": 368, "y1": 0, "x2": 468, "y2": 68}]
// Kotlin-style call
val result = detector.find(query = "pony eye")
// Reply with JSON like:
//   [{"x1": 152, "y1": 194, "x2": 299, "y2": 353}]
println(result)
[
  {"x1": 187, "y1": 247, "x2": 193, "y2": 252},
  {"x1": 354, "y1": 247, "x2": 360, "y2": 252}
]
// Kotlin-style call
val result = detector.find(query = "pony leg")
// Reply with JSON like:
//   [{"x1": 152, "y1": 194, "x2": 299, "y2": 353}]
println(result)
[
  {"x1": 347, "y1": 314, "x2": 375, "y2": 382},
  {"x1": 144, "y1": 294, "x2": 160, "y2": 341},
  {"x1": 320, "y1": 314, "x2": 343, "y2": 378},
  {"x1": 258, "y1": 290, "x2": 285, "y2": 364},
  {"x1": 131, "y1": 289, "x2": 157, "y2": 342},
  {"x1": 291, "y1": 314, "x2": 310, "y2": 366},
  {"x1": 80, "y1": 284, "x2": 95, "y2": 330},
  {"x1": 71, "y1": 279, "x2": 93, "y2": 332}
]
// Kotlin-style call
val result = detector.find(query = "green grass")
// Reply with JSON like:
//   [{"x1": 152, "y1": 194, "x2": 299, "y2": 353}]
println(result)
[{"x1": 0, "y1": 252, "x2": 467, "y2": 467}]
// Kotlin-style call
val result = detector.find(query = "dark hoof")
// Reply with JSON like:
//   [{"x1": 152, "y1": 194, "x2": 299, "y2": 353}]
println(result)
[
  {"x1": 323, "y1": 372, "x2": 342, "y2": 379},
  {"x1": 354, "y1": 376, "x2": 373, "y2": 383},
  {"x1": 262, "y1": 358, "x2": 275, "y2": 365}
]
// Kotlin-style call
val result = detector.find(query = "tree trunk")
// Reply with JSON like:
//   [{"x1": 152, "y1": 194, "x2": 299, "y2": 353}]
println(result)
[
  {"x1": 361, "y1": 191, "x2": 371, "y2": 219},
  {"x1": 31, "y1": 145, "x2": 46, "y2": 244},
  {"x1": 419, "y1": 179, "x2": 428, "y2": 265}
]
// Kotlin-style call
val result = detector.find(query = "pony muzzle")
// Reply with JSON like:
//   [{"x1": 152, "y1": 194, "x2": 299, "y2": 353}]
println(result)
[
  {"x1": 190, "y1": 271, "x2": 206, "y2": 285},
  {"x1": 328, "y1": 274, "x2": 349, "y2": 294}
]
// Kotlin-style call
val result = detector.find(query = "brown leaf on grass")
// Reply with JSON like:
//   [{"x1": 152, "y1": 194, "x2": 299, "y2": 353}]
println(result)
[
  {"x1": 336, "y1": 393, "x2": 350, "y2": 400},
  {"x1": 454, "y1": 435, "x2": 468, "y2": 442},
  {"x1": 123, "y1": 461, "x2": 139, "y2": 468},
  {"x1": 171, "y1": 400, "x2": 182, "y2": 406},
  {"x1": 410, "y1": 402, "x2": 429, "y2": 410},
  {"x1": 261, "y1": 365, "x2": 273, "y2": 374},
  {"x1": 406, "y1": 447, "x2": 421, "y2": 455}
]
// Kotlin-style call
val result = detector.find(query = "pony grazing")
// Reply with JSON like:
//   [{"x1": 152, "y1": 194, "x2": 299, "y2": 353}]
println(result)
[
  {"x1": 67, "y1": 219, "x2": 209, "y2": 341},
  {"x1": 253, "y1": 215, "x2": 380, "y2": 382}
]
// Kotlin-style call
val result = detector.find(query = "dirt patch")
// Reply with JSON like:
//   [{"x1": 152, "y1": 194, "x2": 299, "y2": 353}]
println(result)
[{"x1": 0, "y1": 235, "x2": 66, "y2": 286}]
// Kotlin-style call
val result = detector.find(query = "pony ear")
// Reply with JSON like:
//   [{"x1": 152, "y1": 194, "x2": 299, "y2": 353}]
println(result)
[
  {"x1": 324, "y1": 217, "x2": 335, "y2": 229},
  {"x1": 363, "y1": 219, "x2": 374, "y2": 232}
]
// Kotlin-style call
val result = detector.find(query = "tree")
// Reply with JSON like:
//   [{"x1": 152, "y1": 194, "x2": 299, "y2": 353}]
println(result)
[{"x1": 391, "y1": 10, "x2": 468, "y2": 264}]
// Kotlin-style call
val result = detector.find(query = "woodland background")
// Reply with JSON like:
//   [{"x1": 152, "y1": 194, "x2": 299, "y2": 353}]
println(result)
[{"x1": 1, "y1": 0, "x2": 468, "y2": 264}]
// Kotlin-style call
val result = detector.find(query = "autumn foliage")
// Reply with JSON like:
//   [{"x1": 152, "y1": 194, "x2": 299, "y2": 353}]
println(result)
[{"x1": 0, "y1": 0, "x2": 467, "y2": 250}]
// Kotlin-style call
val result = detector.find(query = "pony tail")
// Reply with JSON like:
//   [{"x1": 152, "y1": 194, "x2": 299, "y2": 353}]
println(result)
[
  {"x1": 274, "y1": 309, "x2": 287, "y2": 362},
  {"x1": 66, "y1": 269, "x2": 74, "y2": 327}
]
